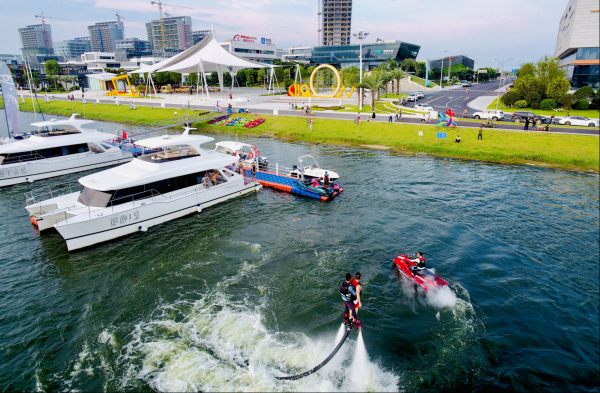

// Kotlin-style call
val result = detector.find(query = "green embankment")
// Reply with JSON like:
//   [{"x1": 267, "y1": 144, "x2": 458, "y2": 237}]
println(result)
[
  {"x1": 487, "y1": 98, "x2": 600, "y2": 118},
  {"x1": 195, "y1": 114, "x2": 599, "y2": 172},
  {"x1": 2, "y1": 98, "x2": 597, "y2": 171},
  {"x1": 410, "y1": 76, "x2": 437, "y2": 88}
]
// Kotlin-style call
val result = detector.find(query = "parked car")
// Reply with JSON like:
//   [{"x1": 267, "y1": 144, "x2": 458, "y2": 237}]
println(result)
[
  {"x1": 511, "y1": 111, "x2": 547, "y2": 124},
  {"x1": 473, "y1": 110, "x2": 504, "y2": 121},
  {"x1": 415, "y1": 91, "x2": 424, "y2": 99},
  {"x1": 406, "y1": 93, "x2": 418, "y2": 102},
  {"x1": 558, "y1": 116, "x2": 599, "y2": 127},
  {"x1": 414, "y1": 103, "x2": 434, "y2": 112}
]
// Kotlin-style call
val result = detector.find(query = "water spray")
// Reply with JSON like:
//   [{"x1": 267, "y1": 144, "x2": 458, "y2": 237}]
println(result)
[{"x1": 275, "y1": 323, "x2": 360, "y2": 381}]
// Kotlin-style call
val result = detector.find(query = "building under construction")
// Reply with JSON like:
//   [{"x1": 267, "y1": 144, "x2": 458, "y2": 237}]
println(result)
[
  {"x1": 18, "y1": 24, "x2": 53, "y2": 57},
  {"x1": 146, "y1": 16, "x2": 192, "y2": 57},
  {"x1": 320, "y1": 0, "x2": 352, "y2": 46},
  {"x1": 87, "y1": 21, "x2": 125, "y2": 53}
]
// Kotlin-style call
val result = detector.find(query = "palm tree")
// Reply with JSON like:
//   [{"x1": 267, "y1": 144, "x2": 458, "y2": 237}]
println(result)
[
  {"x1": 390, "y1": 69, "x2": 405, "y2": 96},
  {"x1": 358, "y1": 73, "x2": 384, "y2": 112},
  {"x1": 381, "y1": 71, "x2": 394, "y2": 98}
]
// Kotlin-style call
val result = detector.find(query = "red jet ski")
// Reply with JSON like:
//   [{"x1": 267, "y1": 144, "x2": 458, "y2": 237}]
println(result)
[{"x1": 393, "y1": 254, "x2": 448, "y2": 291}]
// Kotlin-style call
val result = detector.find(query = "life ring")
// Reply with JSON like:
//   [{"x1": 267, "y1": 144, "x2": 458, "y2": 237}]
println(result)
[{"x1": 248, "y1": 152, "x2": 254, "y2": 159}]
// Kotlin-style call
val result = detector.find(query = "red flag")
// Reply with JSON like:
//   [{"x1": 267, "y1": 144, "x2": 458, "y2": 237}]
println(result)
[
  {"x1": 253, "y1": 144, "x2": 260, "y2": 157},
  {"x1": 122, "y1": 130, "x2": 128, "y2": 139}
]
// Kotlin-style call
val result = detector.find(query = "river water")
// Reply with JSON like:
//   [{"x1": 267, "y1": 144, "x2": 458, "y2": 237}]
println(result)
[{"x1": 1, "y1": 112, "x2": 599, "y2": 392}]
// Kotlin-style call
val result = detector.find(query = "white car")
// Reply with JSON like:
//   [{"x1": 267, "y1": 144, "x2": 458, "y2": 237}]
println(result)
[
  {"x1": 415, "y1": 91, "x2": 424, "y2": 99},
  {"x1": 472, "y1": 110, "x2": 504, "y2": 121},
  {"x1": 406, "y1": 93, "x2": 418, "y2": 102},
  {"x1": 558, "y1": 116, "x2": 598, "y2": 127},
  {"x1": 414, "y1": 103, "x2": 434, "y2": 112}
]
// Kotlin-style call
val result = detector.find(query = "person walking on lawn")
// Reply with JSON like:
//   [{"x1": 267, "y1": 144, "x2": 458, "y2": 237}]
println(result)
[
  {"x1": 478, "y1": 126, "x2": 483, "y2": 140},
  {"x1": 524, "y1": 117, "x2": 530, "y2": 131}
]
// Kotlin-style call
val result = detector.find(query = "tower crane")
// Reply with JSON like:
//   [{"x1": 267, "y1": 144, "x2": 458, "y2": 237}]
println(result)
[
  {"x1": 150, "y1": 1, "x2": 193, "y2": 49},
  {"x1": 35, "y1": 12, "x2": 71, "y2": 53},
  {"x1": 115, "y1": 12, "x2": 126, "y2": 21}
]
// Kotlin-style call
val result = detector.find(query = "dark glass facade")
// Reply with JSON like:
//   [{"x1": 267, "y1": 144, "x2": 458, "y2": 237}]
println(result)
[
  {"x1": 310, "y1": 41, "x2": 420, "y2": 69},
  {"x1": 562, "y1": 46, "x2": 600, "y2": 89}
]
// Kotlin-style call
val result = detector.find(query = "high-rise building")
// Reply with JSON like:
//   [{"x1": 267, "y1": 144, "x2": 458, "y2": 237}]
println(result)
[
  {"x1": 555, "y1": 0, "x2": 599, "y2": 89},
  {"x1": 54, "y1": 38, "x2": 91, "y2": 61},
  {"x1": 429, "y1": 55, "x2": 475, "y2": 70},
  {"x1": 87, "y1": 21, "x2": 125, "y2": 52},
  {"x1": 146, "y1": 16, "x2": 192, "y2": 56},
  {"x1": 193, "y1": 30, "x2": 211, "y2": 45},
  {"x1": 320, "y1": 0, "x2": 352, "y2": 46},
  {"x1": 18, "y1": 24, "x2": 53, "y2": 57},
  {"x1": 114, "y1": 38, "x2": 152, "y2": 61}
]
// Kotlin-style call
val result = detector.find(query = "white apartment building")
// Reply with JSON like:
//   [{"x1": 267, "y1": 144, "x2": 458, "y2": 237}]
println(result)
[{"x1": 81, "y1": 52, "x2": 120, "y2": 72}]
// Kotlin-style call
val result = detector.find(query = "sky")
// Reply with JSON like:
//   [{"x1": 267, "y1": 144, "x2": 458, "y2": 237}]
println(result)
[{"x1": 0, "y1": 0, "x2": 569, "y2": 69}]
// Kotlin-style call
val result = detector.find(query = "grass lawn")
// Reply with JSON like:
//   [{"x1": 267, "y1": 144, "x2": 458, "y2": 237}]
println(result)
[
  {"x1": 410, "y1": 76, "x2": 437, "y2": 88},
  {"x1": 487, "y1": 98, "x2": 600, "y2": 118},
  {"x1": 194, "y1": 113, "x2": 599, "y2": 172},
  {"x1": 1, "y1": 97, "x2": 197, "y2": 125}
]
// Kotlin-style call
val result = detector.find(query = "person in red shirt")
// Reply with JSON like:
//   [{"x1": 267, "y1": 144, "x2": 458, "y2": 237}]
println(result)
[{"x1": 350, "y1": 272, "x2": 362, "y2": 316}]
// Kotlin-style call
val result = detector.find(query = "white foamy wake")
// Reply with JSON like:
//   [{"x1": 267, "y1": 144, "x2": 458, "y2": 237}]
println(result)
[
  {"x1": 425, "y1": 285, "x2": 458, "y2": 309},
  {"x1": 108, "y1": 293, "x2": 399, "y2": 392}
]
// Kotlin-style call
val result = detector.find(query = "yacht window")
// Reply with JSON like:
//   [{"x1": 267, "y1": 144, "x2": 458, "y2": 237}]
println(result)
[
  {"x1": 216, "y1": 146, "x2": 234, "y2": 155},
  {"x1": 89, "y1": 142, "x2": 106, "y2": 153},
  {"x1": 1, "y1": 151, "x2": 37, "y2": 165},
  {"x1": 77, "y1": 187, "x2": 112, "y2": 207}
]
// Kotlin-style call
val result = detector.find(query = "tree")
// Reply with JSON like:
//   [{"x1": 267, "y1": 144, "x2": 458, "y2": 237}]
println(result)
[
  {"x1": 257, "y1": 69, "x2": 265, "y2": 87},
  {"x1": 401, "y1": 59, "x2": 418, "y2": 73},
  {"x1": 557, "y1": 94, "x2": 577, "y2": 109},
  {"x1": 386, "y1": 57, "x2": 398, "y2": 70},
  {"x1": 517, "y1": 63, "x2": 536, "y2": 78},
  {"x1": 575, "y1": 85, "x2": 595, "y2": 101},
  {"x1": 536, "y1": 56, "x2": 566, "y2": 93},
  {"x1": 209, "y1": 71, "x2": 219, "y2": 85},
  {"x1": 236, "y1": 69, "x2": 247, "y2": 85},
  {"x1": 245, "y1": 69, "x2": 255, "y2": 85},
  {"x1": 357, "y1": 73, "x2": 384, "y2": 112},
  {"x1": 45, "y1": 59, "x2": 60, "y2": 90},
  {"x1": 380, "y1": 71, "x2": 394, "y2": 98},
  {"x1": 389, "y1": 68, "x2": 404, "y2": 95},
  {"x1": 514, "y1": 74, "x2": 544, "y2": 100},
  {"x1": 136, "y1": 84, "x2": 146, "y2": 97},
  {"x1": 501, "y1": 90, "x2": 522, "y2": 107},
  {"x1": 546, "y1": 77, "x2": 571, "y2": 100}
]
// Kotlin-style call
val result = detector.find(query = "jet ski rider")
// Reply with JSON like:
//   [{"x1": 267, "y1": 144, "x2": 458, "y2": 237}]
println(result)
[{"x1": 410, "y1": 252, "x2": 426, "y2": 276}]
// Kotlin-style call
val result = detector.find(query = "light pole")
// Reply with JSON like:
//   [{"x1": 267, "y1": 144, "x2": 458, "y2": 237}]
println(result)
[
  {"x1": 440, "y1": 50, "x2": 446, "y2": 87},
  {"x1": 353, "y1": 29, "x2": 368, "y2": 110},
  {"x1": 493, "y1": 57, "x2": 513, "y2": 110}
]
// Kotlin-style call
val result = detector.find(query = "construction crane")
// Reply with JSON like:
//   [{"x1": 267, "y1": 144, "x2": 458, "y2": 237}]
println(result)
[
  {"x1": 35, "y1": 12, "x2": 71, "y2": 53},
  {"x1": 150, "y1": 1, "x2": 193, "y2": 49},
  {"x1": 115, "y1": 11, "x2": 126, "y2": 21}
]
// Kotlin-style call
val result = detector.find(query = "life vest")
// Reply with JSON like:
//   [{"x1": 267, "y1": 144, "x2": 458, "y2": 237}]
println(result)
[
  {"x1": 350, "y1": 278, "x2": 360, "y2": 301},
  {"x1": 416, "y1": 256, "x2": 426, "y2": 269},
  {"x1": 340, "y1": 281, "x2": 354, "y2": 302}
]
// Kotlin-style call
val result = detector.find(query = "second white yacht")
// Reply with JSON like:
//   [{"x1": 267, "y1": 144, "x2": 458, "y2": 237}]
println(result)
[
  {"x1": 0, "y1": 114, "x2": 132, "y2": 187},
  {"x1": 25, "y1": 128, "x2": 262, "y2": 251}
]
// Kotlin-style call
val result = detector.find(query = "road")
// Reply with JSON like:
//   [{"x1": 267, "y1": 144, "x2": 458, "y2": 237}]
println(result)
[{"x1": 405, "y1": 77, "x2": 518, "y2": 115}]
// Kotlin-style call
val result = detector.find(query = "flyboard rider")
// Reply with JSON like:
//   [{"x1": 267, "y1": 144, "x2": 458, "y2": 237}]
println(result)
[{"x1": 341, "y1": 273, "x2": 362, "y2": 327}]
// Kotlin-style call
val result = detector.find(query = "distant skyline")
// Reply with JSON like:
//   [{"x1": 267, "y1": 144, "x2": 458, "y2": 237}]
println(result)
[{"x1": 0, "y1": 0, "x2": 568, "y2": 69}]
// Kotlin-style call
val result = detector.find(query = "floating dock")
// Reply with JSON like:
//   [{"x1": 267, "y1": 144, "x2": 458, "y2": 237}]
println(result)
[{"x1": 243, "y1": 169, "x2": 343, "y2": 201}]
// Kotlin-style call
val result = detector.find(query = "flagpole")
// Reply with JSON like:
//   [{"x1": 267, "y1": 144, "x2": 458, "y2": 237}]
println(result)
[{"x1": 0, "y1": 88, "x2": 13, "y2": 141}]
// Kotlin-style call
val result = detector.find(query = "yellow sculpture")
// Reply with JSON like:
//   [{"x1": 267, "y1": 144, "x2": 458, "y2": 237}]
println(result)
[
  {"x1": 105, "y1": 74, "x2": 140, "y2": 97},
  {"x1": 288, "y1": 64, "x2": 355, "y2": 98}
]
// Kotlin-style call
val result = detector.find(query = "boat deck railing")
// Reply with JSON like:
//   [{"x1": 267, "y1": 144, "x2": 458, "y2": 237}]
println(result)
[{"x1": 25, "y1": 181, "x2": 83, "y2": 206}]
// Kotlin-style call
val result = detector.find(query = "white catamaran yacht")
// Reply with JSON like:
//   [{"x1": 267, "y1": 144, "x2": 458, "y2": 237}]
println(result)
[
  {"x1": 0, "y1": 114, "x2": 133, "y2": 187},
  {"x1": 215, "y1": 141, "x2": 269, "y2": 169},
  {"x1": 25, "y1": 128, "x2": 261, "y2": 251}
]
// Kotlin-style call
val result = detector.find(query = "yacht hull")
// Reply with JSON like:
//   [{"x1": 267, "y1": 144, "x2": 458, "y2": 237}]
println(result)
[
  {"x1": 0, "y1": 151, "x2": 132, "y2": 188},
  {"x1": 55, "y1": 181, "x2": 261, "y2": 251}
]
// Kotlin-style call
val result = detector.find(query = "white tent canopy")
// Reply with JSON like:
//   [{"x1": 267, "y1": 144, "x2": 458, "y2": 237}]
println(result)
[{"x1": 128, "y1": 33, "x2": 281, "y2": 97}]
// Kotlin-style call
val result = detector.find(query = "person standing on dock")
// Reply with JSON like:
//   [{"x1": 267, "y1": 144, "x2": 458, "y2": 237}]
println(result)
[{"x1": 251, "y1": 161, "x2": 257, "y2": 180}]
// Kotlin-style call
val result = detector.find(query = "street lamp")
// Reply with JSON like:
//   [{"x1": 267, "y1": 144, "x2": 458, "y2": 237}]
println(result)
[
  {"x1": 353, "y1": 29, "x2": 368, "y2": 110},
  {"x1": 493, "y1": 57, "x2": 513, "y2": 110},
  {"x1": 440, "y1": 50, "x2": 447, "y2": 87}
]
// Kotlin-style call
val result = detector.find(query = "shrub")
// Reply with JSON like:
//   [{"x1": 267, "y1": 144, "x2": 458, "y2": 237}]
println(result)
[
  {"x1": 540, "y1": 99, "x2": 558, "y2": 110},
  {"x1": 574, "y1": 99, "x2": 590, "y2": 110},
  {"x1": 524, "y1": 91, "x2": 542, "y2": 105},
  {"x1": 514, "y1": 100, "x2": 528, "y2": 108},
  {"x1": 589, "y1": 103, "x2": 598, "y2": 110},
  {"x1": 558, "y1": 94, "x2": 578, "y2": 110},
  {"x1": 531, "y1": 102, "x2": 540, "y2": 109},
  {"x1": 501, "y1": 90, "x2": 522, "y2": 107},
  {"x1": 575, "y1": 85, "x2": 595, "y2": 100}
]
